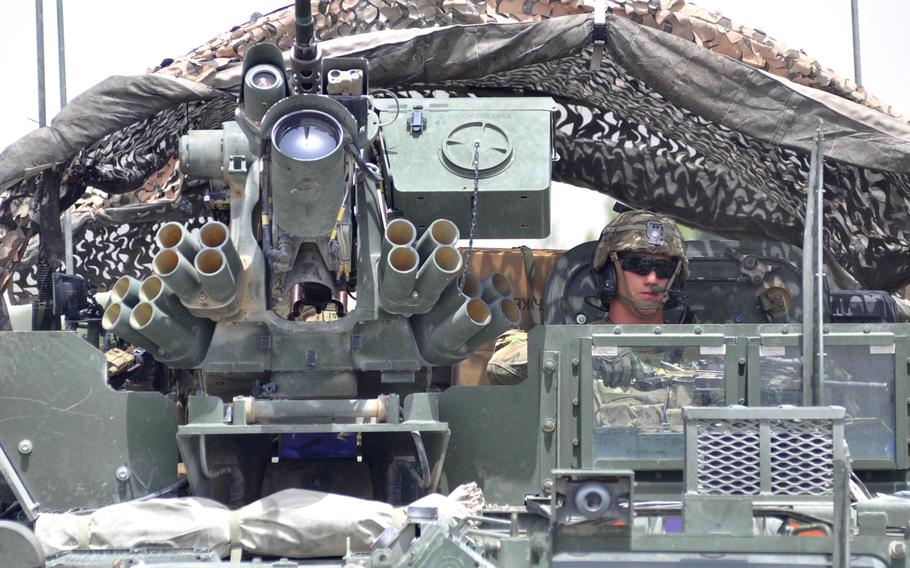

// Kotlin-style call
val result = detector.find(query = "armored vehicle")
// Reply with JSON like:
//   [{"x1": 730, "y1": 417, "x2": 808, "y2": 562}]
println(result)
[{"x1": 2, "y1": 1, "x2": 910, "y2": 566}]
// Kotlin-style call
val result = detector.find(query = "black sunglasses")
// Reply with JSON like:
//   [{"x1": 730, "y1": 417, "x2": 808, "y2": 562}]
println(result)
[{"x1": 619, "y1": 254, "x2": 678, "y2": 279}]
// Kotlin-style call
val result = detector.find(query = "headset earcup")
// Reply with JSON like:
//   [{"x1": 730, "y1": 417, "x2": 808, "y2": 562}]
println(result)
[{"x1": 598, "y1": 264, "x2": 617, "y2": 306}]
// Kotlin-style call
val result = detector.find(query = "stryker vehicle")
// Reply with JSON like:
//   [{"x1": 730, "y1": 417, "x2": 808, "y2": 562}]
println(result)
[{"x1": 3, "y1": 1, "x2": 910, "y2": 567}]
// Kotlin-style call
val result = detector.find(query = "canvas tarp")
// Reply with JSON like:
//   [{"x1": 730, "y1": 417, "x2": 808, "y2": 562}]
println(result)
[
  {"x1": 35, "y1": 485, "x2": 484, "y2": 559},
  {"x1": 2, "y1": 6, "x2": 910, "y2": 296}
]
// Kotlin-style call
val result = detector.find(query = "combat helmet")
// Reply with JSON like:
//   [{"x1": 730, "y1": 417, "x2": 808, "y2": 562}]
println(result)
[
  {"x1": 592, "y1": 210, "x2": 688, "y2": 313},
  {"x1": 593, "y1": 210, "x2": 688, "y2": 278}
]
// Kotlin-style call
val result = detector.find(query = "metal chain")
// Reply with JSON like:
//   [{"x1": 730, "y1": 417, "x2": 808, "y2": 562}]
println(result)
[{"x1": 457, "y1": 138, "x2": 481, "y2": 292}]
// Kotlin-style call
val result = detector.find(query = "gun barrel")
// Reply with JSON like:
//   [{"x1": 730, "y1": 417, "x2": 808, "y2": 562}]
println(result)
[
  {"x1": 156, "y1": 222, "x2": 199, "y2": 262},
  {"x1": 199, "y1": 221, "x2": 242, "y2": 275},
  {"x1": 110, "y1": 276, "x2": 142, "y2": 308},
  {"x1": 480, "y1": 272, "x2": 512, "y2": 303},
  {"x1": 195, "y1": 249, "x2": 238, "y2": 305},
  {"x1": 466, "y1": 298, "x2": 521, "y2": 351},
  {"x1": 129, "y1": 301, "x2": 211, "y2": 368},
  {"x1": 416, "y1": 219, "x2": 459, "y2": 264},
  {"x1": 431, "y1": 273, "x2": 482, "y2": 321},
  {"x1": 139, "y1": 276, "x2": 190, "y2": 319},
  {"x1": 101, "y1": 301, "x2": 155, "y2": 351},
  {"x1": 414, "y1": 245, "x2": 462, "y2": 305},
  {"x1": 294, "y1": 0, "x2": 316, "y2": 60},
  {"x1": 382, "y1": 218, "x2": 417, "y2": 256},
  {"x1": 154, "y1": 249, "x2": 201, "y2": 302},
  {"x1": 380, "y1": 245, "x2": 419, "y2": 302},
  {"x1": 423, "y1": 298, "x2": 491, "y2": 362}
]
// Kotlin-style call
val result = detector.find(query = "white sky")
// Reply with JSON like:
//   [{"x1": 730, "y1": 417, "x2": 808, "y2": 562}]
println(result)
[{"x1": 0, "y1": 0, "x2": 907, "y2": 248}]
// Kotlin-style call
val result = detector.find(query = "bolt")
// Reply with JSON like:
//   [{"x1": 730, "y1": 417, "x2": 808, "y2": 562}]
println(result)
[
  {"x1": 653, "y1": 326, "x2": 662, "y2": 335},
  {"x1": 575, "y1": 313, "x2": 587, "y2": 324},
  {"x1": 863, "y1": 325, "x2": 872, "y2": 334},
  {"x1": 17, "y1": 440, "x2": 32, "y2": 455},
  {"x1": 542, "y1": 418, "x2": 556, "y2": 433},
  {"x1": 890, "y1": 541, "x2": 906, "y2": 559},
  {"x1": 543, "y1": 360, "x2": 557, "y2": 373},
  {"x1": 694, "y1": 326, "x2": 702, "y2": 335},
  {"x1": 781, "y1": 326, "x2": 789, "y2": 335},
  {"x1": 613, "y1": 327, "x2": 621, "y2": 335},
  {"x1": 572, "y1": 398, "x2": 579, "y2": 407},
  {"x1": 542, "y1": 479, "x2": 553, "y2": 495},
  {"x1": 572, "y1": 438, "x2": 579, "y2": 447},
  {"x1": 115, "y1": 466, "x2": 131, "y2": 482}
]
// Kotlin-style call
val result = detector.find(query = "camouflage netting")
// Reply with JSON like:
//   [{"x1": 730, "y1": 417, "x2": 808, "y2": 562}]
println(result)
[{"x1": 3, "y1": 0, "x2": 910, "y2": 307}]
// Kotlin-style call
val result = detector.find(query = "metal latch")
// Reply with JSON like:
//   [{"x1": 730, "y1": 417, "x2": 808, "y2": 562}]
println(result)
[{"x1": 408, "y1": 107, "x2": 426, "y2": 136}]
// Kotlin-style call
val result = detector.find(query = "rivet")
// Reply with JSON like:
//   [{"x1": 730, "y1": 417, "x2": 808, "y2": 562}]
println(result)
[
  {"x1": 572, "y1": 398, "x2": 579, "y2": 407},
  {"x1": 543, "y1": 360, "x2": 557, "y2": 373},
  {"x1": 890, "y1": 541, "x2": 906, "y2": 559},
  {"x1": 115, "y1": 466, "x2": 131, "y2": 482},
  {"x1": 653, "y1": 326, "x2": 662, "y2": 335},
  {"x1": 542, "y1": 479, "x2": 553, "y2": 495},
  {"x1": 613, "y1": 327, "x2": 622, "y2": 335},
  {"x1": 572, "y1": 438, "x2": 579, "y2": 447},
  {"x1": 542, "y1": 418, "x2": 556, "y2": 433},
  {"x1": 781, "y1": 326, "x2": 789, "y2": 335},
  {"x1": 694, "y1": 326, "x2": 702, "y2": 335},
  {"x1": 17, "y1": 440, "x2": 32, "y2": 455},
  {"x1": 863, "y1": 325, "x2": 872, "y2": 334}
]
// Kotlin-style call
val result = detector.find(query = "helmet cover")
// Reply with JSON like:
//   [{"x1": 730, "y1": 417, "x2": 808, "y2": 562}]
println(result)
[{"x1": 592, "y1": 210, "x2": 688, "y2": 279}]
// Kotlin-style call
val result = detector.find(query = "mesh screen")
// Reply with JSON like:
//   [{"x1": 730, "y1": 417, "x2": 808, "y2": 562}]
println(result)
[
  {"x1": 695, "y1": 419, "x2": 761, "y2": 495},
  {"x1": 694, "y1": 417, "x2": 835, "y2": 497},
  {"x1": 769, "y1": 419, "x2": 834, "y2": 496}
]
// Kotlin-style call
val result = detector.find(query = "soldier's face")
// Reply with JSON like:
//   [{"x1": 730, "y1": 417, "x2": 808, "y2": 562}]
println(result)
[{"x1": 617, "y1": 253, "x2": 672, "y2": 305}]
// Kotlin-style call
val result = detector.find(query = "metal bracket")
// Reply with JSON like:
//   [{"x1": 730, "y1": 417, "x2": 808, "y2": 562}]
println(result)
[{"x1": 0, "y1": 444, "x2": 40, "y2": 521}]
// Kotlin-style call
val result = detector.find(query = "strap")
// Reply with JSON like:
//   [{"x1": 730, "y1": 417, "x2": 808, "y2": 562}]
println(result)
[
  {"x1": 519, "y1": 246, "x2": 541, "y2": 326},
  {"x1": 591, "y1": 0, "x2": 608, "y2": 72},
  {"x1": 77, "y1": 515, "x2": 91, "y2": 548},
  {"x1": 229, "y1": 509, "x2": 242, "y2": 562}
]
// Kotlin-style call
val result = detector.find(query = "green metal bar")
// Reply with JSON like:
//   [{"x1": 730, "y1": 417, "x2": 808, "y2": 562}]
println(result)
[{"x1": 801, "y1": 121, "x2": 824, "y2": 405}]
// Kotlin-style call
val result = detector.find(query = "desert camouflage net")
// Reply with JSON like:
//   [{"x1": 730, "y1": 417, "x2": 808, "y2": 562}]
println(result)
[{"x1": 2, "y1": 0, "x2": 910, "y2": 303}]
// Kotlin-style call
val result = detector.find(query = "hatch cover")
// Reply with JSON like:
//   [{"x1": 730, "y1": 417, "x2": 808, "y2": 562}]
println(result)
[{"x1": 440, "y1": 121, "x2": 513, "y2": 178}]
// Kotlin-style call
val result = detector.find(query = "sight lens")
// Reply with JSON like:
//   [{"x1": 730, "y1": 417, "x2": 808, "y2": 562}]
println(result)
[
  {"x1": 273, "y1": 111, "x2": 341, "y2": 161},
  {"x1": 251, "y1": 70, "x2": 277, "y2": 88}
]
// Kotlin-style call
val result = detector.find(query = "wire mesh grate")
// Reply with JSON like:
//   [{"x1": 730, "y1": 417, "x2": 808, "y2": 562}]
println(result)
[
  {"x1": 695, "y1": 419, "x2": 761, "y2": 495},
  {"x1": 769, "y1": 419, "x2": 834, "y2": 495}
]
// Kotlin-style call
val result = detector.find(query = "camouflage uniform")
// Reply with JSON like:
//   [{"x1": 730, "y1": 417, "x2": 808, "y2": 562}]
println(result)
[
  {"x1": 486, "y1": 329, "x2": 529, "y2": 385},
  {"x1": 592, "y1": 346, "x2": 703, "y2": 430}
]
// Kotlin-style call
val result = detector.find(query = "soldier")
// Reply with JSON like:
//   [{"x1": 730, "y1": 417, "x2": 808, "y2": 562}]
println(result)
[
  {"x1": 589, "y1": 209, "x2": 688, "y2": 327},
  {"x1": 486, "y1": 211, "x2": 711, "y2": 430}
]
